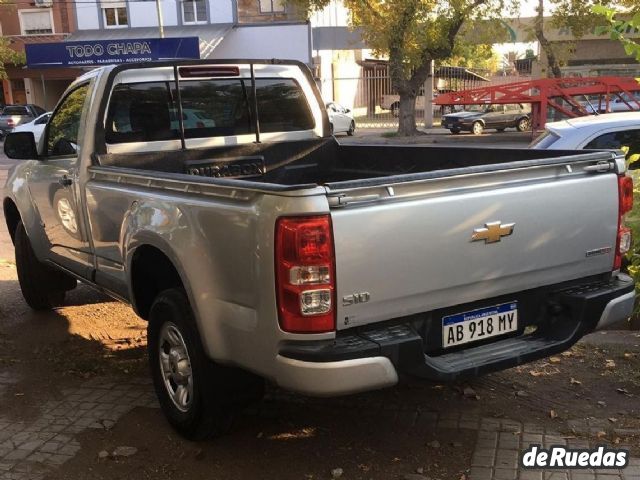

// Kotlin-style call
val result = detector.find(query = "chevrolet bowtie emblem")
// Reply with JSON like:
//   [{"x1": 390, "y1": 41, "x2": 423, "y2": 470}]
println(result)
[{"x1": 471, "y1": 221, "x2": 515, "y2": 244}]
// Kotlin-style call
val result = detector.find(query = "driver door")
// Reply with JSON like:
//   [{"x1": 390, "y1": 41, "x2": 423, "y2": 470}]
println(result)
[{"x1": 26, "y1": 82, "x2": 94, "y2": 278}]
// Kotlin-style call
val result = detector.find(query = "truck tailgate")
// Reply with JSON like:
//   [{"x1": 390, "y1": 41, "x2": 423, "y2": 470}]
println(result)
[{"x1": 329, "y1": 160, "x2": 619, "y2": 330}]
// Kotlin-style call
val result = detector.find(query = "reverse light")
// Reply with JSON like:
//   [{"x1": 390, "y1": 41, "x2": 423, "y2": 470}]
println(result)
[
  {"x1": 275, "y1": 215, "x2": 335, "y2": 333},
  {"x1": 614, "y1": 175, "x2": 634, "y2": 270}
]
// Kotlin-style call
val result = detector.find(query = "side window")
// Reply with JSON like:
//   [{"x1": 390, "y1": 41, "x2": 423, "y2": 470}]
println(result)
[
  {"x1": 584, "y1": 130, "x2": 640, "y2": 151},
  {"x1": 584, "y1": 129, "x2": 640, "y2": 168},
  {"x1": 47, "y1": 84, "x2": 90, "y2": 156},
  {"x1": 254, "y1": 78, "x2": 315, "y2": 133}
]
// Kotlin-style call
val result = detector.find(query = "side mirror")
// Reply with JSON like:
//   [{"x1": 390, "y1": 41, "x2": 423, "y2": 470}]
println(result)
[{"x1": 4, "y1": 132, "x2": 38, "y2": 160}]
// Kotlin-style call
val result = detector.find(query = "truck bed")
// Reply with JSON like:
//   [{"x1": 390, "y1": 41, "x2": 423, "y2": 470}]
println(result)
[{"x1": 94, "y1": 137, "x2": 615, "y2": 190}]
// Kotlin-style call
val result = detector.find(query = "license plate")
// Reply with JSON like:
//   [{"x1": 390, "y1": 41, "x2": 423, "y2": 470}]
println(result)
[{"x1": 442, "y1": 302, "x2": 518, "y2": 348}]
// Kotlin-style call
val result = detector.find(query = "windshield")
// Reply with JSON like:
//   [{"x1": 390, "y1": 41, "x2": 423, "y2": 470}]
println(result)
[{"x1": 2, "y1": 106, "x2": 29, "y2": 116}]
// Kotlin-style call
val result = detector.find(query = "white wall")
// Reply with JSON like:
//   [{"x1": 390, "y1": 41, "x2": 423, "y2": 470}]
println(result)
[
  {"x1": 129, "y1": 3, "x2": 161, "y2": 27},
  {"x1": 310, "y1": 0, "x2": 349, "y2": 27},
  {"x1": 213, "y1": 24, "x2": 311, "y2": 63},
  {"x1": 210, "y1": 0, "x2": 234, "y2": 23},
  {"x1": 75, "y1": 0, "x2": 100, "y2": 29},
  {"x1": 75, "y1": 0, "x2": 233, "y2": 30}
]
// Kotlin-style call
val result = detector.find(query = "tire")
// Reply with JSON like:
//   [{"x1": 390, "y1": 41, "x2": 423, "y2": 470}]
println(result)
[
  {"x1": 449, "y1": 128, "x2": 461, "y2": 134},
  {"x1": 391, "y1": 102, "x2": 400, "y2": 118},
  {"x1": 14, "y1": 221, "x2": 75, "y2": 310},
  {"x1": 472, "y1": 121, "x2": 484, "y2": 135},
  {"x1": 148, "y1": 288, "x2": 264, "y2": 440},
  {"x1": 347, "y1": 121, "x2": 355, "y2": 136},
  {"x1": 516, "y1": 117, "x2": 531, "y2": 132}
]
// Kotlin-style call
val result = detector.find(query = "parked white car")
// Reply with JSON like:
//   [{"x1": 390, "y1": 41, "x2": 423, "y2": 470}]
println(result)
[
  {"x1": 12, "y1": 112, "x2": 51, "y2": 144},
  {"x1": 326, "y1": 102, "x2": 355, "y2": 136},
  {"x1": 530, "y1": 111, "x2": 640, "y2": 151}
]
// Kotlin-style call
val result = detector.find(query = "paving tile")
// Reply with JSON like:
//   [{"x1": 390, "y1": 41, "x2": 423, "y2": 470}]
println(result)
[
  {"x1": 494, "y1": 468, "x2": 518, "y2": 480},
  {"x1": 520, "y1": 472, "x2": 544, "y2": 480},
  {"x1": 469, "y1": 467, "x2": 493, "y2": 480},
  {"x1": 544, "y1": 472, "x2": 569, "y2": 480},
  {"x1": 569, "y1": 473, "x2": 596, "y2": 480}
]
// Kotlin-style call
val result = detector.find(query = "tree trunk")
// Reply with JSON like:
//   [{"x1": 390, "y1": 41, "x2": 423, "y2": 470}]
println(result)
[
  {"x1": 534, "y1": 0, "x2": 562, "y2": 78},
  {"x1": 397, "y1": 91, "x2": 419, "y2": 136}
]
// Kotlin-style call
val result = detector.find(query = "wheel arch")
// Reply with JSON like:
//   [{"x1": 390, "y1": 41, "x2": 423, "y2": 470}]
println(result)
[
  {"x1": 3, "y1": 197, "x2": 21, "y2": 245},
  {"x1": 127, "y1": 237, "x2": 195, "y2": 321}
]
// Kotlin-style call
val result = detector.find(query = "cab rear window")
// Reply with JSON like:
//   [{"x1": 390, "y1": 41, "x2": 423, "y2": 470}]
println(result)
[{"x1": 105, "y1": 78, "x2": 314, "y2": 144}]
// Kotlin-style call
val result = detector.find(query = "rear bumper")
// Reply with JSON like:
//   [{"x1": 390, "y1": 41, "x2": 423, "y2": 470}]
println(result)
[{"x1": 276, "y1": 273, "x2": 635, "y2": 394}]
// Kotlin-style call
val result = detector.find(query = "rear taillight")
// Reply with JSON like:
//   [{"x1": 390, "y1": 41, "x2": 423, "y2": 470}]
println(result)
[
  {"x1": 619, "y1": 176, "x2": 633, "y2": 216},
  {"x1": 614, "y1": 175, "x2": 634, "y2": 270},
  {"x1": 275, "y1": 215, "x2": 336, "y2": 333}
]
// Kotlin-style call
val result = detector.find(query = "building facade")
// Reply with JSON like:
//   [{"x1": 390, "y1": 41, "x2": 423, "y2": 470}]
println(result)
[
  {"x1": 66, "y1": 0, "x2": 311, "y2": 68},
  {"x1": 0, "y1": 0, "x2": 77, "y2": 108}
]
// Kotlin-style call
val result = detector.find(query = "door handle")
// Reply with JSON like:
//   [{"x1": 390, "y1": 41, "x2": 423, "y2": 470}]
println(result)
[{"x1": 59, "y1": 176, "x2": 72, "y2": 187}]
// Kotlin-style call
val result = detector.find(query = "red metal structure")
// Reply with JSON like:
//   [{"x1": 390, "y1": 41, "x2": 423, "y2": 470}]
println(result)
[{"x1": 434, "y1": 76, "x2": 640, "y2": 131}]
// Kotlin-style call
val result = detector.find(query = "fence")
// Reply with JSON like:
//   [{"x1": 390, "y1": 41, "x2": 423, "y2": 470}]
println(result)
[{"x1": 322, "y1": 67, "x2": 532, "y2": 129}]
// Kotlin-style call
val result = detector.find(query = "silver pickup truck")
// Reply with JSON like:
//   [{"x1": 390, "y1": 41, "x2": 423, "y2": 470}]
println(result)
[{"x1": 2, "y1": 60, "x2": 636, "y2": 439}]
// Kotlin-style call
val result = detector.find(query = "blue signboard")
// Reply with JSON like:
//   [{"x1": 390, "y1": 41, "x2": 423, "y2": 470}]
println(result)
[{"x1": 26, "y1": 37, "x2": 200, "y2": 68}]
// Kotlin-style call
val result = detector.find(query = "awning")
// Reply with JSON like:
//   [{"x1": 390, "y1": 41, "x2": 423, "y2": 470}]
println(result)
[{"x1": 65, "y1": 24, "x2": 233, "y2": 59}]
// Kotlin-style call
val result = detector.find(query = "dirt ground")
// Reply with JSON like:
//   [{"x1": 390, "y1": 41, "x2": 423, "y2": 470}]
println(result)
[{"x1": 0, "y1": 256, "x2": 639, "y2": 479}]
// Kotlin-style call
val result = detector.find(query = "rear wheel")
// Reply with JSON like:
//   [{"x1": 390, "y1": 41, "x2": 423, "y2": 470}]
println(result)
[
  {"x1": 347, "y1": 121, "x2": 355, "y2": 136},
  {"x1": 472, "y1": 121, "x2": 484, "y2": 135},
  {"x1": 14, "y1": 221, "x2": 76, "y2": 310},
  {"x1": 148, "y1": 288, "x2": 264, "y2": 440},
  {"x1": 516, "y1": 117, "x2": 530, "y2": 132}
]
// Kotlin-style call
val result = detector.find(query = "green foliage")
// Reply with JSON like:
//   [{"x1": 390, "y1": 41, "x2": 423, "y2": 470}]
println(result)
[
  {"x1": 0, "y1": 38, "x2": 25, "y2": 80},
  {"x1": 592, "y1": 4, "x2": 640, "y2": 61},
  {"x1": 291, "y1": 0, "x2": 510, "y2": 134}
]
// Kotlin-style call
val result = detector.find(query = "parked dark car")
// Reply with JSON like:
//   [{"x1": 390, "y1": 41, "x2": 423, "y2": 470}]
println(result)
[
  {"x1": 0, "y1": 104, "x2": 46, "y2": 137},
  {"x1": 441, "y1": 104, "x2": 531, "y2": 135}
]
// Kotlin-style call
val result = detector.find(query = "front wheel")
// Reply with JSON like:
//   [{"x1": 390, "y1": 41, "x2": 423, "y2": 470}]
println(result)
[
  {"x1": 472, "y1": 121, "x2": 484, "y2": 135},
  {"x1": 516, "y1": 117, "x2": 531, "y2": 132},
  {"x1": 148, "y1": 288, "x2": 263, "y2": 440},
  {"x1": 347, "y1": 121, "x2": 355, "y2": 136},
  {"x1": 15, "y1": 221, "x2": 76, "y2": 310}
]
